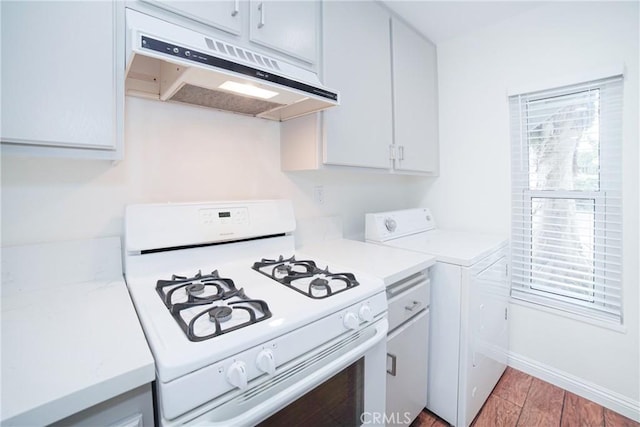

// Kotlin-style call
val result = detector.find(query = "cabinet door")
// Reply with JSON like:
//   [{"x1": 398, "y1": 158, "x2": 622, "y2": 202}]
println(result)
[
  {"x1": 249, "y1": 0, "x2": 318, "y2": 64},
  {"x1": 1, "y1": 1, "x2": 120, "y2": 154},
  {"x1": 391, "y1": 17, "x2": 439, "y2": 174},
  {"x1": 322, "y1": 1, "x2": 393, "y2": 169},
  {"x1": 142, "y1": 0, "x2": 243, "y2": 35},
  {"x1": 386, "y1": 310, "x2": 429, "y2": 426}
]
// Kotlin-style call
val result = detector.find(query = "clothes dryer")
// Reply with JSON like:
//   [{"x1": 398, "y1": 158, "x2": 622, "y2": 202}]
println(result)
[{"x1": 366, "y1": 208, "x2": 509, "y2": 427}]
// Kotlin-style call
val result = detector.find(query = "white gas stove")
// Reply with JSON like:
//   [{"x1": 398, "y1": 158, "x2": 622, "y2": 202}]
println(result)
[{"x1": 124, "y1": 200, "x2": 387, "y2": 426}]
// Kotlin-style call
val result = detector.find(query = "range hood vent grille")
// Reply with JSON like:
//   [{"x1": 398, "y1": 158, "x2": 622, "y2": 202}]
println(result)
[{"x1": 204, "y1": 38, "x2": 281, "y2": 73}]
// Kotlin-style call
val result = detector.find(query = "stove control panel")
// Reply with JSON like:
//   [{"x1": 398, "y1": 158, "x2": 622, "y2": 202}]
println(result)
[
  {"x1": 199, "y1": 207, "x2": 249, "y2": 226},
  {"x1": 219, "y1": 294, "x2": 385, "y2": 391}
]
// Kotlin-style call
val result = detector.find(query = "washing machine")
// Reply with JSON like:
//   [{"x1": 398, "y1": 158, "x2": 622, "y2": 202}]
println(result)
[{"x1": 365, "y1": 208, "x2": 509, "y2": 427}]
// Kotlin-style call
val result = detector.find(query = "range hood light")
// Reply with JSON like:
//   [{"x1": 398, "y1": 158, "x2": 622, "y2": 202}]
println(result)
[{"x1": 218, "y1": 81, "x2": 279, "y2": 100}]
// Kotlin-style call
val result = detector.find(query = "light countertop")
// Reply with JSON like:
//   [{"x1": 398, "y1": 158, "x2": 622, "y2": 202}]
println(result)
[
  {"x1": 374, "y1": 229, "x2": 508, "y2": 267},
  {"x1": 299, "y1": 238, "x2": 436, "y2": 285},
  {"x1": 1, "y1": 237, "x2": 155, "y2": 426}
]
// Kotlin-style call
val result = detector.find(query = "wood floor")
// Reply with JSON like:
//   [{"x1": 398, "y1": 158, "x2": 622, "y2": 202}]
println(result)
[{"x1": 410, "y1": 367, "x2": 639, "y2": 427}]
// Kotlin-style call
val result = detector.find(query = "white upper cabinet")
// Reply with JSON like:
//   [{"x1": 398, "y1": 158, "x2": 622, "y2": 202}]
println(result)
[
  {"x1": 143, "y1": 0, "x2": 243, "y2": 35},
  {"x1": 281, "y1": 3, "x2": 439, "y2": 174},
  {"x1": 322, "y1": 1, "x2": 393, "y2": 169},
  {"x1": 1, "y1": 1, "x2": 123, "y2": 159},
  {"x1": 249, "y1": 1, "x2": 318, "y2": 65},
  {"x1": 391, "y1": 17, "x2": 439, "y2": 174},
  {"x1": 139, "y1": 0, "x2": 319, "y2": 68}
]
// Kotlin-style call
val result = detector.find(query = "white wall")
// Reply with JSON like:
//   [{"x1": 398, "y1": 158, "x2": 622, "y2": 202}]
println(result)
[
  {"x1": 1, "y1": 97, "x2": 426, "y2": 247},
  {"x1": 425, "y1": 1, "x2": 639, "y2": 417}
]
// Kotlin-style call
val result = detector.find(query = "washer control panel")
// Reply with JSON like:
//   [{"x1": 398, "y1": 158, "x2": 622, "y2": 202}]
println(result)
[{"x1": 365, "y1": 208, "x2": 436, "y2": 242}]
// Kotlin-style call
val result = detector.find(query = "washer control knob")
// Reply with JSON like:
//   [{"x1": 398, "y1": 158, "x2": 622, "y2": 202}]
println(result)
[
  {"x1": 384, "y1": 218, "x2": 397, "y2": 232},
  {"x1": 256, "y1": 349, "x2": 276, "y2": 375},
  {"x1": 343, "y1": 312, "x2": 359, "y2": 330},
  {"x1": 226, "y1": 361, "x2": 248, "y2": 390},
  {"x1": 358, "y1": 304, "x2": 374, "y2": 322}
]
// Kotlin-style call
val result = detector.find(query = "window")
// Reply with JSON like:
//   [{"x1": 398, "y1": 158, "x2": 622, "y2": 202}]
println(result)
[{"x1": 509, "y1": 75, "x2": 623, "y2": 323}]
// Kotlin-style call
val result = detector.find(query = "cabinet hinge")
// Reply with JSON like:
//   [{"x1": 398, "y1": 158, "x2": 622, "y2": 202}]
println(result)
[
  {"x1": 505, "y1": 307, "x2": 508, "y2": 320},
  {"x1": 389, "y1": 145, "x2": 397, "y2": 160}
]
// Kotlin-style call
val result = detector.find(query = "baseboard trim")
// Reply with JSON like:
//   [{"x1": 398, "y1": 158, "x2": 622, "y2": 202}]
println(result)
[{"x1": 508, "y1": 351, "x2": 640, "y2": 422}]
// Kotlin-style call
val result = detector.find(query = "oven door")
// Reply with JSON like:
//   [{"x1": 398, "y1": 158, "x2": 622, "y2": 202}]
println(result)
[{"x1": 170, "y1": 317, "x2": 388, "y2": 427}]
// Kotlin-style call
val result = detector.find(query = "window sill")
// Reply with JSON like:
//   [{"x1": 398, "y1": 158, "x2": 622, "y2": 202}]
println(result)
[{"x1": 509, "y1": 296, "x2": 627, "y2": 333}]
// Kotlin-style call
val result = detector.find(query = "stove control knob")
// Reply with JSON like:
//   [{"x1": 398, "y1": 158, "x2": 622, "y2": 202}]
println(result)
[
  {"x1": 384, "y1": 218, "x2": 397, "y2": 232},
  {"x1": 343, "y1": 312, "x2": 359, "y2": 330},
  {"x1": 358, "y1": 304, "x2": 374, "y2": 322},
  {"x1": 256, "y1": 349, "x2": 276, "y2": 375},
  {"x1": 227, "y1": 361, "x2": 248, "y2": 390}
]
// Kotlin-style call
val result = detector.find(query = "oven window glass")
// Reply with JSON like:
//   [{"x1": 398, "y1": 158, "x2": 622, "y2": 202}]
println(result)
[{"x1": 258, "y1": 358, "x2": 365, "y2": 426}]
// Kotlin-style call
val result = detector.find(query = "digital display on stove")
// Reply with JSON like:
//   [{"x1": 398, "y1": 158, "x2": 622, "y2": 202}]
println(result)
[{"x1": 218, "y1": 212, "x2": 231, "y2": 218}]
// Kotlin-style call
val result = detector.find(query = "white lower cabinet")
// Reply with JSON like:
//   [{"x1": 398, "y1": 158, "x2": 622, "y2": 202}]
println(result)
[
  {"x1": 48, "y1": 384, "x2": 154, "y2": 427},
  {"x1": 0, "y1": 0, "x2": 124, "y2": 159},
  {"x1": 386, "y1": 310, "x2": 430, "y2": 426}
]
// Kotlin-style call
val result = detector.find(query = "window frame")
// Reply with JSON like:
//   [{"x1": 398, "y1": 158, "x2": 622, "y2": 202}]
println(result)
[{"x1": 509, "y1": 75, "x2": 623, "y2": 323}]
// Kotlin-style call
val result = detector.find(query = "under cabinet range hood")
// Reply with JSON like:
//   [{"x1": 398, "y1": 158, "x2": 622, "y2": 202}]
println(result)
[{"x1": 125, "y1": 9, "x2": 339, "y2": 121}]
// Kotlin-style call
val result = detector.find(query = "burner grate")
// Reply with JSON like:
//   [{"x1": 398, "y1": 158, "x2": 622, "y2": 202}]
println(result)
[
  {"x1": 252, "y1": 256, "x2": 359, "y2": 299},
  {"x1": 188, "y1": 299, "x2": 272, "y2": 342},
  {"x1": 156, "y1": 270, "x2": 272, "y2": 342}
]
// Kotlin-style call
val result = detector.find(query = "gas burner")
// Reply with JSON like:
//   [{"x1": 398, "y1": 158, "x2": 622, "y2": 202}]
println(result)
[
  {"x1": 155, "y1": 270, "x2": 272, "y2": 342},
  {"x1": 286, "y1": 271, "x2": 359, "y2": 299},
  {"x1": 275, "y1": 264, "x2": 292, "y2": 275},
  {"x1": 309, "y1": 277, "x2": 329, "y2": 290},
  {"x1": 252, "y1": 256, "x2": 359, "y2": 299},
  {"x1": 253, "y1": 256, "x2": 318, "y2": 281},
  {"x1": 186, "y1": 283, "x2": 205, "y2": 296},
  {"x1": 156, "y1": 270, "x2": 240, "y2": 310},
  {"x1": 209, "y1": 306, "x2": 233, "y2": 323}
]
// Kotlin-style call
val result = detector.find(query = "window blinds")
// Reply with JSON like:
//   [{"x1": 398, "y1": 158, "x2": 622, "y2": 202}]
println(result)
[{"x1": 509, "y1": 75, "x2": 623, "y2": 323}]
